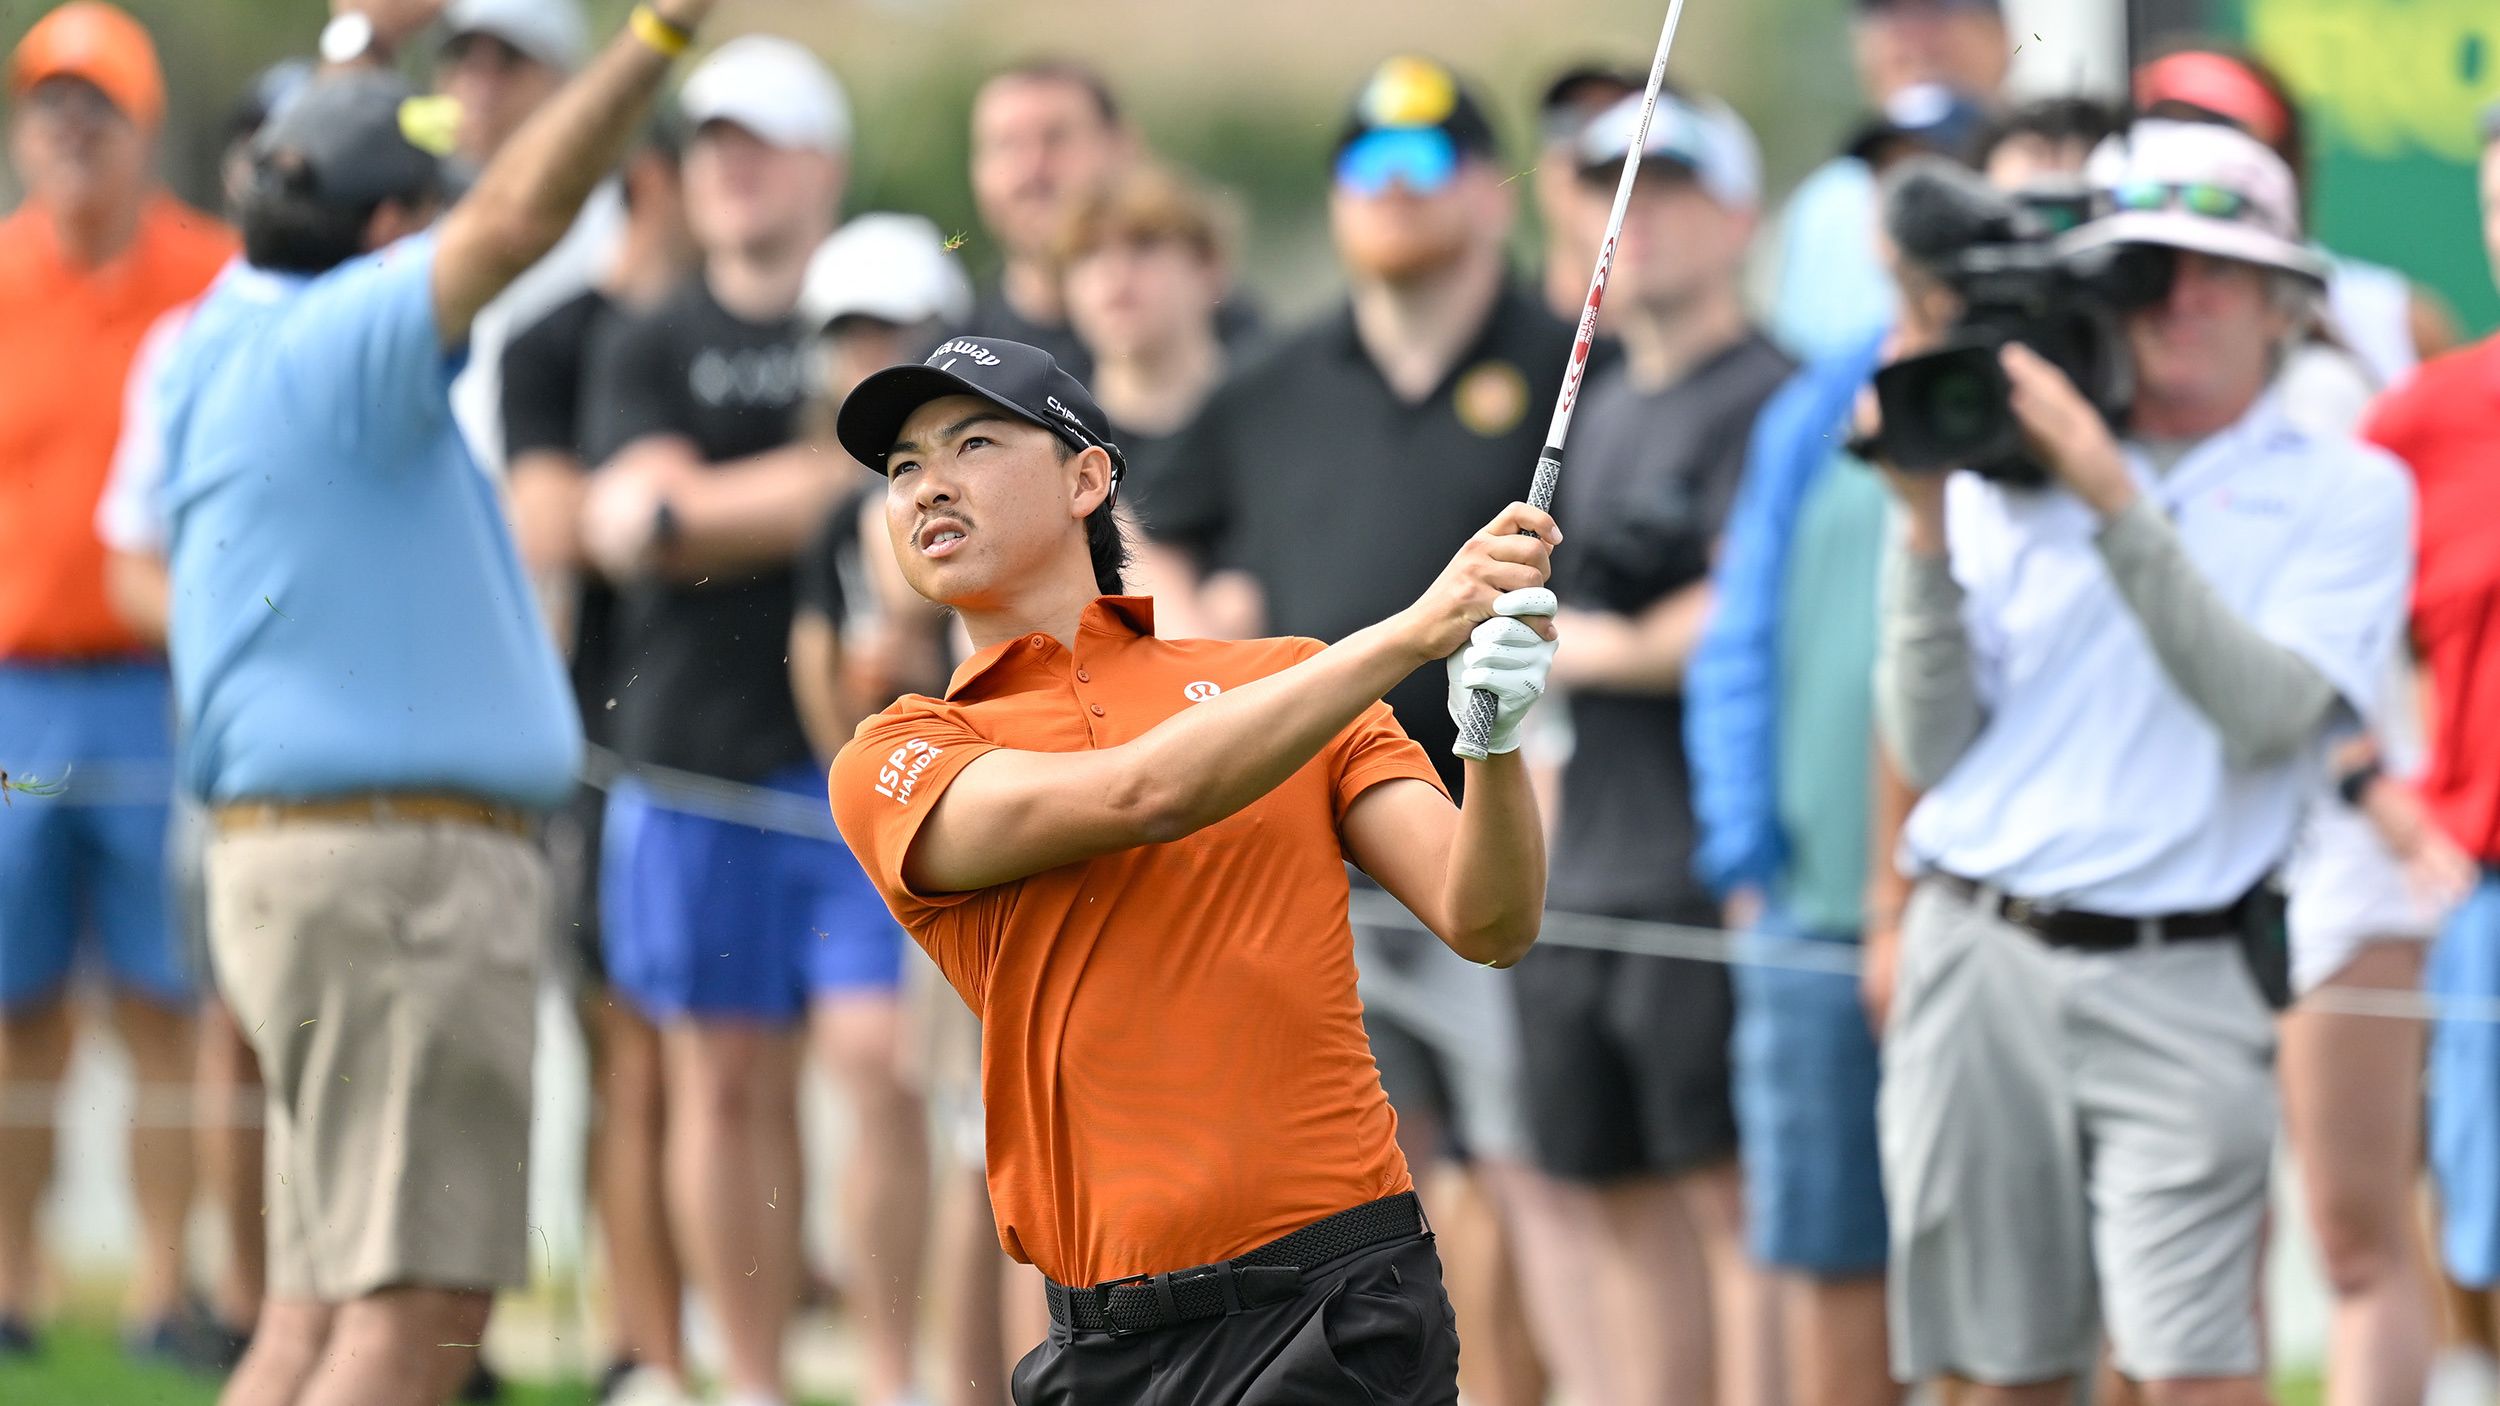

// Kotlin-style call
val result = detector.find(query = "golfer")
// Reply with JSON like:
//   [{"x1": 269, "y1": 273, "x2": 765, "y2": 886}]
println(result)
[{"x1": 828, "y1": 335, "x2": 1559, "y2": 1405}]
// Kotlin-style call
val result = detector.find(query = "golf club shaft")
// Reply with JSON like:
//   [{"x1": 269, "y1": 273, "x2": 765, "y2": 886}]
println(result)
[{"x1": 1454, "y1": 0, "x2": 1691, "y2": 760}]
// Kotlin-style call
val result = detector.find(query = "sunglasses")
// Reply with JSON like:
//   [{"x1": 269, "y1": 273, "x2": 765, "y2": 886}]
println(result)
[
  {"x1": 2108, "y1": 180, "x2": 2254, "y2": 222},
  {"x1": 1335, "y1": 127, "x2": 1458, "y2": 197}
]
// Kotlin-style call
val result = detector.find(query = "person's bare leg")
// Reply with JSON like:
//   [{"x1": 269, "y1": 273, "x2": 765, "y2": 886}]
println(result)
[
  {"x1": 197, "y1": 999, "x2": 266, "y2": 1335},
  {"x1": 594, "y1": 996, "x2": 685, "y2": 1383},
  {"x1": 1449, "y1": 1159, "x2": 1550, "y2": 1406},
  {"x1": 2141, "y1": 1375, "x2": 2272, "y2": 1406},
  {"x1": 295, "y1": 1288, "x2": 491, "y2": 1406},
  {"x1": 1786, "y1": 1272, "x2": 1898, "y2": 1406},
  {"x1": 113, "y1": 992, "x2": 198, "y2": 1327},
  {"x1": 2282, "y1": 940, "x2": 2434, "y2": 1406},
  {"x1": 664, "y1": 1021, "x2": 801, "y2": 1400},
  {"x1": 1678, "y1": 1158, "x2": 1781, "y2": 1406},
  {"x1": 217, "y1": 1298, "x2": 334, "y2": 1406},
  {"x1": 2101, "y1": 1356, "x2": 2145, "y2": 1406},
  {"x1": 0, "y1": 995, "x2": 71, "y2": 1323},
  {"x1": 1959, "y1": 1380, "x2": 2074, "y2": 1406},
  {"x1": 811, "y1": 993, "x2": 930, "y2": 1406},
  {"x1": 932, "y1": 1160, "x2": 1007, "y2": 1406},
  {"x1": 1001, "y1": 1257, "x2": 1051, "y2": 1371},
  {"x1": 1507, "y1": 1171, "x2": 1712, "y2": 1406}
]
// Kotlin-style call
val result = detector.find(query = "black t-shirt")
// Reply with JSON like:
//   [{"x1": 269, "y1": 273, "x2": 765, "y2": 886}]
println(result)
[
  {"x1": 794, "y1": 484, "x2": 864, "y2": 627},
  {"x1": 502, "y1": 287, "x2": 625, "y2": 745},
  {"x1": 1548, "y1": 330, "x2": 1797, "y2": 922},
  {"x1": 1107, "y1": 418, "x2": 1182, "y2": 522},
  {"x1": 955, "y1": 281, "x2": 1268, "y2": 385},
  {"x1": 582, "y1": 276, "x2": 817, "y2": 782},
  {"x1": 1149, "y1": 283, "x2": 1575, "y2": 796}
]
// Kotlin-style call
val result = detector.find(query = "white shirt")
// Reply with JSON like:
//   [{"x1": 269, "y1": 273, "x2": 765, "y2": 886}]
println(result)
[
  {"x1": 448, "y1": 179, "x2": 622, "y2": 475},
  {"x1": 97, "y1": 295, "x2": 206, "y2": 555},
  {"x1": 1902, "y1": 391, "x2": 2416, "y2": 914}
]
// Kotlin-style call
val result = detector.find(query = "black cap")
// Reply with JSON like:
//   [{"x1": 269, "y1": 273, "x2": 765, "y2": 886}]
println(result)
[
  {"x1": 249, "y1": 69, "x2": 449, "y2": 209},
  {"x1": 1336, "y1": 56, "x2": 1500, "y2": 159},
  {"x1": 836, "y1": 337, "x2": 1126, "y2": 479}
]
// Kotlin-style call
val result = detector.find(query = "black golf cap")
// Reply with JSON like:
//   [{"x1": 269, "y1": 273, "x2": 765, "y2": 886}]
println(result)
[
  {"x1": 250, "y1": 68, "x2": 451, "y2": 209},
  {"x1": 1336, "y1": 55, "x2": 1500, "y2": 159},
  {"x1": 837, "y1": 337, "x2": 1126, "y2": 479}
]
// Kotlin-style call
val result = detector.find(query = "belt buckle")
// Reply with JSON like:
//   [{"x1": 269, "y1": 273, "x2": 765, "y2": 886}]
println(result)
[{"x1": 1094, "y1": 1272, "x2": 1151, "y2": 1338}]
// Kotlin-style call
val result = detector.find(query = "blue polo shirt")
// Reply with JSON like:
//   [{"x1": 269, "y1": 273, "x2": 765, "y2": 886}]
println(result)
[{"x1": 158, "y1": 234, "x2": 580, "y2": 808}]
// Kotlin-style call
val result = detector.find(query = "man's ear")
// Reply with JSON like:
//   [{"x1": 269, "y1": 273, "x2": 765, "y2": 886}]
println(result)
[{"x1": 1070, "y1": 444, "x2": 1116, "y2": 519}]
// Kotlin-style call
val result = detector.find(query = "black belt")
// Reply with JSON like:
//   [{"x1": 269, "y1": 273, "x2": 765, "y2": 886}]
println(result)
[
  {"x1": 1936, "y1": 873, "x2": 2242, "y2": 951},
  {"x1": 1044, "y1": 1192, "x2": 1426, "y2": 1338}
]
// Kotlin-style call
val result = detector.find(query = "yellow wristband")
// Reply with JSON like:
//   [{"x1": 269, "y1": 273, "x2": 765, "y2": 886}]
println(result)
[{"x1": 628, "y1": 5, "x2": 693, "y2": 58}]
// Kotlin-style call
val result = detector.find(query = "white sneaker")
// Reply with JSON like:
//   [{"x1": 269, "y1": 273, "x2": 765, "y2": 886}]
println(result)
[{"x1": 603, "y1": 1366, "x2": 696, "y2": 1406}]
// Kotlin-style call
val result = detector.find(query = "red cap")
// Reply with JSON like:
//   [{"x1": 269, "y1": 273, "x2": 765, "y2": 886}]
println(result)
[
  {"x1": 2134, "y1": 51, "x2": 2294, "y2": 152},
  {"x1": 10, "y1": 2, "x2": 165, "y2": 133}
]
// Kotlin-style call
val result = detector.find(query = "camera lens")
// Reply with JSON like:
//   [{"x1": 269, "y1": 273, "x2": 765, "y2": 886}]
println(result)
[{"x1": 1923, "y1": 362, "x2": 1996, "y2": 445}]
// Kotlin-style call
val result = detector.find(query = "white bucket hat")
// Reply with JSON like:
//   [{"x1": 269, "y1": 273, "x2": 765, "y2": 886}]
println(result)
[{"x1": 2061, "y1": 118, "x2": 2329, "y2": 283}]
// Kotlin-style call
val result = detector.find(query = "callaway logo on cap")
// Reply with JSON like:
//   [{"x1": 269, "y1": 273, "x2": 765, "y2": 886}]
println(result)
[{"x1": 835, "y1": 337, "x2": 1127, "y2": 480}]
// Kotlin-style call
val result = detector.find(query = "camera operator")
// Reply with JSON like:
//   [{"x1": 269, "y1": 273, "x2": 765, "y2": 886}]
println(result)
[{"x1": 1866, "y1": 119, "x2": 2415, "y2": 1406}]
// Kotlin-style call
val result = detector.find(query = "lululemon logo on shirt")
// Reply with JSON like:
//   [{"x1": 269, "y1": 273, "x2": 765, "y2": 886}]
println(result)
[
  {"x1": 1184, "y1": 681, "x2": 1222, "y2": 703},
  {"x1": 874, "y1": 738, "x2": 944, "y2": 805}
]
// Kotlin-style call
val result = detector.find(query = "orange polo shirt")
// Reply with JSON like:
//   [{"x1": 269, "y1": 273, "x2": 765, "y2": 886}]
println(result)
[
  {"x1": 0, "y1": 193, "x2": 233, "y2": 660},
  {"x1": 831, "y1": 597, "x2": 1431, "y2": 1286}
]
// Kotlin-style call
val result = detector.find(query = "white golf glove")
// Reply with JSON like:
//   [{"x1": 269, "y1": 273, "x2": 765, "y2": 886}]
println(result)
[{"x1": 1445, "y1": 587, "x2": 1559, "y2": 756}]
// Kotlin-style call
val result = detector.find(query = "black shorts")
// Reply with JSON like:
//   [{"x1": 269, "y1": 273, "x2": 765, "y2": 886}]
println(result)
[
  {"x1": 1511, "y1": 943, "x2": 1737, "y2": 1182},
  {"x1": 1011, "y1": 1234, "x2": 1459, "y2": 1406}
]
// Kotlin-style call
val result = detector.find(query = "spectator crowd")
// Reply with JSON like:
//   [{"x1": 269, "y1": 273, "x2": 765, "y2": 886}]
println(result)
[{"x1": 0, "y1": 1, "x2": 2497, "y2": 1405}]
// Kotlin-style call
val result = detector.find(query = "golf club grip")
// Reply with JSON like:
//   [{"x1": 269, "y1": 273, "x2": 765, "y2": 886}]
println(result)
[{"x1": 1454, "y1": 447, "x2": 1566, "y2": 761}]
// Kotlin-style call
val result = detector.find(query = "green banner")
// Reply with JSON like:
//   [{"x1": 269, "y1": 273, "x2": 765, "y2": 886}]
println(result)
[{"x1": 2228, "y1": 0, "x2": 2499, "y2": 335}]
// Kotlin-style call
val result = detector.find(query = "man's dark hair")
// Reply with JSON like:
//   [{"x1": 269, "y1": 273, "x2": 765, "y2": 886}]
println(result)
[
  {"x1": 984, "y1": 59, "x2": 1122, "y2": 127},
  {"x1": 239, "y1": 158, "x2": 378, "y2": 275},
  {"x1": 1973, "y1": 96, "x2": 2124, "y2": 173},
  {"x1": 1052, "y1": 439, "x2": 1131, "y2": 595}
]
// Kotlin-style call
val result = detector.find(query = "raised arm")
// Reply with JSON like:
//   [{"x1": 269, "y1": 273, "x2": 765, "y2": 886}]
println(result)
[
  {"x1": 431, "y1": 0, "x2": 716, "y2": 344},
  {"x1": 895, "y1": 504, "x2": 1560, "y2": 898}
]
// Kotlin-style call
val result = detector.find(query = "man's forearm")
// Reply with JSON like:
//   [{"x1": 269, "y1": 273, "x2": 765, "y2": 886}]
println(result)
[
  {"x1": 665, "y1": 445, "x2": 845, "y2": 576},
  {"x1": 1440, "y1": 752, "x2": 1546, "y2": 967},
  {"x1": 1124, "y1": 620, "x2": 1426, "y2": 840},
  {"x1": 433, "y1": 4, "x2": 705, "y2": 339},
  {"x1": 1875, "y1": 533, "x2": 1984, "y2": 789},
  {"x1": 2094, "y1": 498, "x2": 2337, "y2": 766},
  {"x1": 1550, "y1": 584, "x2": 1710, "y2": 693}
]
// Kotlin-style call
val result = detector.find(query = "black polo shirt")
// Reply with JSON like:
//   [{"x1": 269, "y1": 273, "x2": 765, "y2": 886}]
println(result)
[{"x1": 1148, "y1": 282, "x2": 1573, "y2": 794}]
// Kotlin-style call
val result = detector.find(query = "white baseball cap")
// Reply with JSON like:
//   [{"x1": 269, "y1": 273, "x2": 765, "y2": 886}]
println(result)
[
  {"x1": 2063, "y1": 118, "x2": 2328, "y2": 283},
  {"x1": 442, "y1": 0, "x2": 586, "y2": 72},
  {"x1": 802, "y1": 213, "x2": 973, "y2": 331},
  {"x1": 679, "y1": 35, "x2": 850, "y2": 156},
  {"x1": 1575, "y1": 88, "x2": 1762, "y2": 210}
]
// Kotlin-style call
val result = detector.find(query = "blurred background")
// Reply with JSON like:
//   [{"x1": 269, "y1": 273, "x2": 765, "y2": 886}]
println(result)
[
  {"x1": 2, "y1": 0, "x2": 2495, "y2": 1400},
  {"x1": 0, "y1": 0, "x2": 2489, "y2": 331}
]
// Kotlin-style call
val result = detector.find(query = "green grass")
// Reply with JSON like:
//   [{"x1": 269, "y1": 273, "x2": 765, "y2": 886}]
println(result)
[
  {"x1": 0, "y1": 1324, "x2": 605, "y2": 1406},
  {"x1": 0, "y1": 1318, "x2": 2324, "y2": 1406}
]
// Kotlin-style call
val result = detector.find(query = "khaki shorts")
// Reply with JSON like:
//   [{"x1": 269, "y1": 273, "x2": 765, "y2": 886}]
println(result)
[
  {"x1": 207, "y1": 820, "x2": 546, "y2": 1301},
  {"x1": 1880, "y1": 877, "x2": 2277, "y2": 1385}
]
